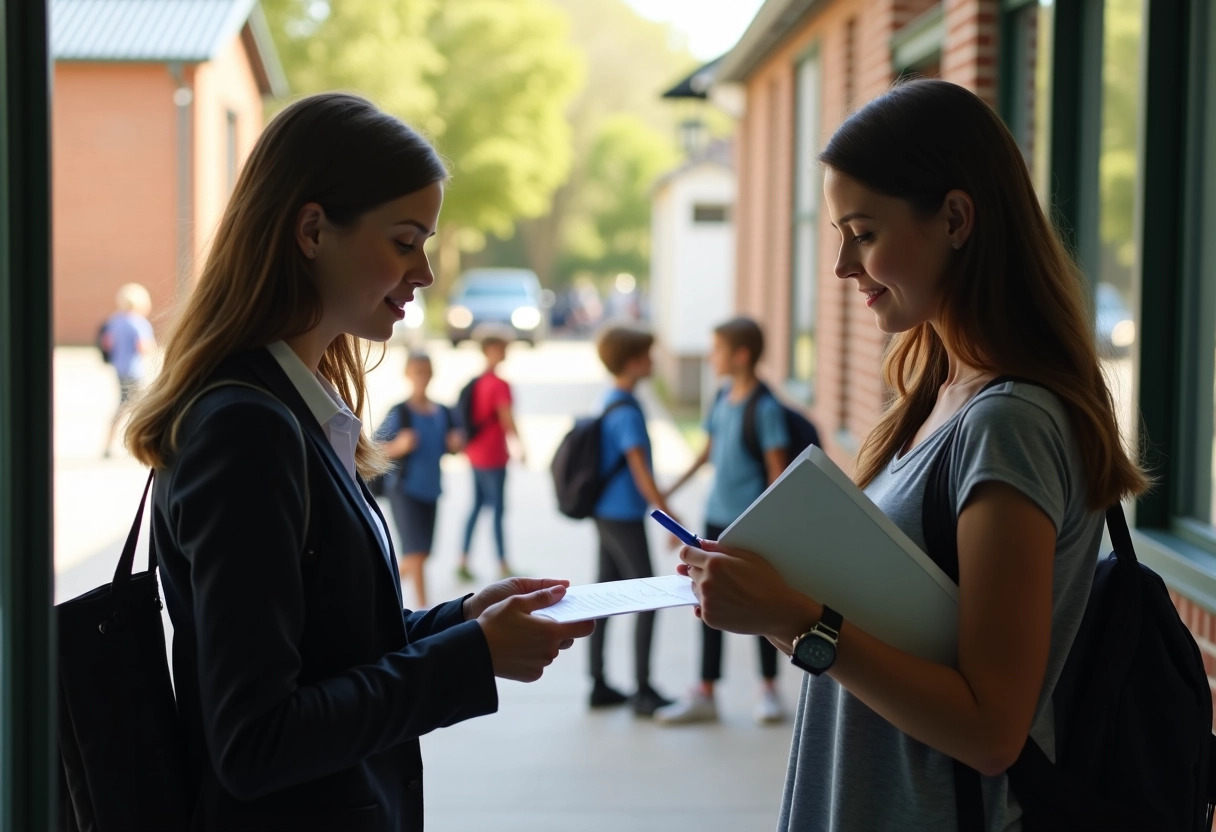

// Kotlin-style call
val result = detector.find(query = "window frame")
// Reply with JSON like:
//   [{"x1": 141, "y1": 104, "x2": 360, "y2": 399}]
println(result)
[
  {"x1": 0, "y1": 0, "x2": 56, "y2": 827},
  {"x1": 788, "y1": 43, "x2": 822, "y2": 404}
]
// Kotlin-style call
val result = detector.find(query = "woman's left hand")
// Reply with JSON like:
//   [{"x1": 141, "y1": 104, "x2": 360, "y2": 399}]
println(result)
[{"x1": 678, "y1": 540, "x2": 815, "y2": 639}]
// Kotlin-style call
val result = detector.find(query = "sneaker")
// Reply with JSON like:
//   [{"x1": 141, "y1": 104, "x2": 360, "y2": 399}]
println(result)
[
  {"x1": 589, "y1": 679, "x2": 629, "y2": 708},
  {"x1": 755, "y1": 688, "x2": 784, "y2": 725},
  {"x1": 499, "y1": 562, "x2": 514, "y2": 578},
  {"x1": 631, "y1": 685, "x2": 674, "y2": 718},
  {"x1": 455, "y1": 565, "x2": 475, "y2": 582},
  {"x1": 654, "y1": 690, "x2": 718, "y2": 725}
]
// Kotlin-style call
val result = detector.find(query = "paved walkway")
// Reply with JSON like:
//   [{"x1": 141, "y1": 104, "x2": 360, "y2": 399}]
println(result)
[{"x1": 54, "y1": 340, "x2": 802, "y2": 831}]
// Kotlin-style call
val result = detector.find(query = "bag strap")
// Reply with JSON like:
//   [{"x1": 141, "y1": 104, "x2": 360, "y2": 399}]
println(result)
[{"x1": 116, "y1": 380, "x2": 312, "y2": 582}]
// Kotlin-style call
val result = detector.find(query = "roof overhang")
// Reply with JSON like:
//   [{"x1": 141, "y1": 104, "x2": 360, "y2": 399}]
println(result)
[{"x1": 715, "y1": 0, "x2": 828, "y2": 84}]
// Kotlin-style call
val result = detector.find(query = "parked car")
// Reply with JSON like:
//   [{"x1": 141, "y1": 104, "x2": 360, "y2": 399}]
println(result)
[
  {"x1": 390, "y1": 291, "x2": 428, "y2": 347},
  {"x1": 446, "y1": 268, "x2": 548, "y2": 346}
]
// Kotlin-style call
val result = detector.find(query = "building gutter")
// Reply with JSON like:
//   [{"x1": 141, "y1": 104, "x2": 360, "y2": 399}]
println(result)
[
  {"x1": 716, "y1": 0, "x2": 829, "y2": 83},
  {"x1": 168, "y1": 61, "x2": 194, "y2": 299}
]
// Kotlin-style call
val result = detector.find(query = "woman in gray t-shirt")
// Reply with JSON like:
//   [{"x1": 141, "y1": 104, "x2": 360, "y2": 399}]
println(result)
[{"x1": 678, "y1": 79, "x2": 1148, "y2": 831}]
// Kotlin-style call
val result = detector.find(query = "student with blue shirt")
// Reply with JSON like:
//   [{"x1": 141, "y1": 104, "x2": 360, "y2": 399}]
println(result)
[
  {"x1": 101, "y1": 282, "x2": 156, "y2": 457},
  {"x1": 656, "y1": 317, "x2": 792, "y2": 725},
  {"x1": 376, "y1": 351, "x2": 464, "y2": 607},
  {"x1": 587, "y1": 324, "x2": 676, "y2": 716}
]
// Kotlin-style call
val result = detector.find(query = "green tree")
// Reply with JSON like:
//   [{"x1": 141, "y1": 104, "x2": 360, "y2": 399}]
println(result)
[
  {"x1": 510, "y1": 0, "x2": 700, "y2": 287},
  {"x1": 561, "y1": 114, "x2": 679, "y2": 279},
  {"x1": 260, "y1": 0, "x2": 582, "y2": 287}
]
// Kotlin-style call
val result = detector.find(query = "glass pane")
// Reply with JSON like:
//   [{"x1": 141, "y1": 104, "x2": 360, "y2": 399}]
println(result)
[
  {"x1": 791, "y1": 53, "x2": 820, "y2": 391},
  {"x1": 1096, "y1": 0, "x2": 1144, "y2": 455}
]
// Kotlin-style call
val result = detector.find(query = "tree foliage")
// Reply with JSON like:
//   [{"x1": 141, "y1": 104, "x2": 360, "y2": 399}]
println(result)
[{"x1": 260, "y1": 0, "x2": 582, "y2": 279}]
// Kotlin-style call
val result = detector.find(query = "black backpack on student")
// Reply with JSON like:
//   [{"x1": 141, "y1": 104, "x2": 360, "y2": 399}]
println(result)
[
  {"x1": 96, "y1": 319, "x2": 113, "y2": 364},
  {"x1": 925, "y1": 377, "x2": 1216, "y2": 832},
  {"x1": 456, "y1": 376, "x2": 495, "y2": 441},
  {"x1": 715, "y1": 382, "x2": 820, "y2": 469},
  {"x1": 550, "y1": 399, "x2": 639, "y2": 520}
]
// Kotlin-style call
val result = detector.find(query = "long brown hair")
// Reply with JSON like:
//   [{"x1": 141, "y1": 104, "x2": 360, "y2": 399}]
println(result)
[
  {"x1": 820, "y1": 79, "x2": 1146, "y2": 508},
  {"x1": 126, "y1": 93, "x2": 447, "y2": 476}
]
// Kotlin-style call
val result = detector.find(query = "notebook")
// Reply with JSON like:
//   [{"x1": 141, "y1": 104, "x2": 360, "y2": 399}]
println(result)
[{"x1": 718, "y1": 444, "x2": 959, "y2": 665}]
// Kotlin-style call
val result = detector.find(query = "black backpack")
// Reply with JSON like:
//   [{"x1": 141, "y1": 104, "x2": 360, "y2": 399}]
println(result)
[
  {"x1": 550, "y1": 398, "x2": 639, "y2": 520},
  {"x1": 96, "y1": 319, "x2": 113, "y2": 364},
  {"x1": 715, "y1": 382, "x2": 820, "y2": 471},
  {"x1": 456, "y1": 375, "x2": 495, "y2": 441},
  {"x1": 924, "y1": 377, "x2": 1216, "y2": 832},
  {"x1": 368, "y1": 403, "x2": 451, "y2": 498}
]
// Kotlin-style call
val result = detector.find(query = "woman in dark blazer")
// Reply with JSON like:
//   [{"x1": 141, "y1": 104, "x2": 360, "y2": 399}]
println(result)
[{"x1": 125, "y1": 93, "x2": 593, "y2": 831}]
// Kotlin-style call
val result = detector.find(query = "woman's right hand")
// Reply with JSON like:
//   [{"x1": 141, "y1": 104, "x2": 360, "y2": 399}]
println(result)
[{"x1": 476, "y1": 586, "x2": 595, "y2": 682}]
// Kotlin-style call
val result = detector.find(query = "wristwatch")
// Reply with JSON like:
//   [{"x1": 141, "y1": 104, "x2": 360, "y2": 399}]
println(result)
[{"x1": 790, "y1": 606, "x2": 843, "y2": 675}]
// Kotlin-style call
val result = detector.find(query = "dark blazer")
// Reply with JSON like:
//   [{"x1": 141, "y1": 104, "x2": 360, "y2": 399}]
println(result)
[{"x1": 152, "y1": 347, "x2": 498, "y2": 831}]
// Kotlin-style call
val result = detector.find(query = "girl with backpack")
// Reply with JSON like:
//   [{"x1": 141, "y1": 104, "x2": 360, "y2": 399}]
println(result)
[
  {"x1": 679, "y1": 79, "x2": 1147, "y2": 830},
  {"x1": 375, "y1": 350, "x2": 464, "y2": 607},
  {"x1": 121, "y1": 92, "x2": 593, "y2": 831}
]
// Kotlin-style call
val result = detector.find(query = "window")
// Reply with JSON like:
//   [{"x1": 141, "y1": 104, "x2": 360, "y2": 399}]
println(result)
[
  {"x1": 1001, "y1": 0, "x2": 1054, "y2": 198},
  {"x1": 692, "y1": 204, "x2": 728, "y2": 223},
  {"x1": 790, "y1": 49, "x2": 821, "y2": 398}
]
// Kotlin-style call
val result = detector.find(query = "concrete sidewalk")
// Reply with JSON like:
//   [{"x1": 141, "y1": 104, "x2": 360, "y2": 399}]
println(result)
[{"x1": 53, "y1": 341, "x2": 801, "y2": 831}]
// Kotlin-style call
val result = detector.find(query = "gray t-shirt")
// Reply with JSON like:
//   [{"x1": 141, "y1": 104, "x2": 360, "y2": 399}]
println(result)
[{"x1": 777, "y1": 381, "x2": 1104, "y2": 832}]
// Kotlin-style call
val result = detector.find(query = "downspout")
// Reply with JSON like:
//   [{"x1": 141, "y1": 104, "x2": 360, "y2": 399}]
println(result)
[{"x1": 169, "y1": 61, "x2": 193, "y2": 300}]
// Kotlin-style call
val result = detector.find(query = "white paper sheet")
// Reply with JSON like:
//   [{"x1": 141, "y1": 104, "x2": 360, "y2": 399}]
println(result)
[{"x1": 530, "y1": 574, "x2": 698, "y2": 623}]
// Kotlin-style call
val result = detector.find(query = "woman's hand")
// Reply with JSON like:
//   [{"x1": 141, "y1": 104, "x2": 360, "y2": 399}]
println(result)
[
  {"x1": 462, "y1": 577, "x2": 568, "y2": 621},
  {"x1": 474, "y1": 585, "x2": 595, "y2": 682},
  {"x1": 678, "y1": 539, "x2": 818, "y2": 642}
]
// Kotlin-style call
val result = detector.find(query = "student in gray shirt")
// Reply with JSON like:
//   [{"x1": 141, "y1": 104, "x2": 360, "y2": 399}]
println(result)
[{"x1": 678, "y1": 79, "x2": 1148, "y2": 831}]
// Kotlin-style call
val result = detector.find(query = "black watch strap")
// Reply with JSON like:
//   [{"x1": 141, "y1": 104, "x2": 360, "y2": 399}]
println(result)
[{"x1": 818, "y1": 605, "x2": 843, "y2": 635}]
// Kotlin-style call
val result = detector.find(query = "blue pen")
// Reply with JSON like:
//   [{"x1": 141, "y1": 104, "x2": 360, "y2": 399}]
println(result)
[{"x1": 650, "y1": 509, "x2": 703, "y2": 548}]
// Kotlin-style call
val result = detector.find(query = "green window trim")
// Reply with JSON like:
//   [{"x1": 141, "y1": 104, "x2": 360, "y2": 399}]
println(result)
[
  {"x1": 1, "y1": 0, "x2": 56, "y2": 827},
  {"x1": 891, "y1": 4, "x2": 945, "y2": 74}
]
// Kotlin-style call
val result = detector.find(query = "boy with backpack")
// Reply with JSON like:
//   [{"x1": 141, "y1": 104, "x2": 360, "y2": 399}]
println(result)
[
  {"x1": 656, "y1": 316, "x2": 813, "y2": 726},
  {"x1": 374, "y1": 351, "x2": 463, "y2": 607},
  {"x1": 586, "y1": 324, "x2": 676, "y2": 716},
  {"x1": 456, "y1": 326, "x2": 525, "y2": 581}
]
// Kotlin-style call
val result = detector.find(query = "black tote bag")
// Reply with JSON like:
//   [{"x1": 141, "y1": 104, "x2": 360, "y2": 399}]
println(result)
[{"x1": 56, "y1": 470, "x2": 190, "y2": 832}]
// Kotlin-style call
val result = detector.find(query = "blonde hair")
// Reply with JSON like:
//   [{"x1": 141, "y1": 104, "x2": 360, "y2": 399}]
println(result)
[
  {"x1": 821, "y1": 80, "x2": 1147, "y2": 508},
  {"x1": 125, "y1": 93, "x2": 447, "y2": 476},
  {"x1": 115, "y1": 282, "x2": 152, "y2": 316}
]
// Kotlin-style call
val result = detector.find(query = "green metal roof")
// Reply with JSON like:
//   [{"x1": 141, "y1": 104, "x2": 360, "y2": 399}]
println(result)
[{"x1": 51, "y1": 0, "x2": 258, "y2": 62}]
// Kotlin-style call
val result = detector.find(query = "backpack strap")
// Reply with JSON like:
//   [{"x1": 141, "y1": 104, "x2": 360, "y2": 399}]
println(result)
[{"x1": 920, "y1": 374, "x2": 1020, "y2": 832}]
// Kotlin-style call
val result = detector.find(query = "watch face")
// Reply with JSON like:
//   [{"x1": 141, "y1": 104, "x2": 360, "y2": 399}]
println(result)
[{"x1": 795, "y1": 634, "x2": 836, "y2": 670}]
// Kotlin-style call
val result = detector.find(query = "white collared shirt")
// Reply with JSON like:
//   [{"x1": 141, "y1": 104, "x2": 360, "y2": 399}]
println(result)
[{"x1": 266, "y1": 341, "x2": 391, "y2": 556}]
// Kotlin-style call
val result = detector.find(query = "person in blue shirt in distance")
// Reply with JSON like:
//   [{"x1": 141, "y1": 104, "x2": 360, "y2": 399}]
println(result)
[
  {"x1": 656, "y1": 317, "x2": 792, "y2": 726},
  {"x1": 588, "y1": 324, "x2": 679, "y2": 717},
  {"x1": 102, "y1": 282, "x2": 156, "y2": 458},
  {"x1": 376, "y1": 351, "x2": 464, "y2": 607}
]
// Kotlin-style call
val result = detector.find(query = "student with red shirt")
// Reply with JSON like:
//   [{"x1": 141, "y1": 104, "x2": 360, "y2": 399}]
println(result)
[{"x1": 458, "y1": 328, "x2": 525, "y2": 580}]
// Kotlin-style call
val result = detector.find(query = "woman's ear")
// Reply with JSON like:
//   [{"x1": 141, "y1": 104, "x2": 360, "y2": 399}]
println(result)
[
  {"x1": 942, "y1": 189, "x2": 975, "y2": 250},
  {"x1": 295, "y1": 202, "x2": 327, "y2": 259}
]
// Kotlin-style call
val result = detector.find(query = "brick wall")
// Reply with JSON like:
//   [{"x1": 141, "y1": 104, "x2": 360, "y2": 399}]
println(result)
[{"x1": 1172, "y1": 591, "x2": 1216, "y2": 729}]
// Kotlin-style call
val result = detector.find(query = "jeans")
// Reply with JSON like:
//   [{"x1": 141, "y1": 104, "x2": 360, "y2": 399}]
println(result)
[
  {"x1": 589, "y1": 517, "x2": 655, "y2": 688},
  {"x1": 701, "y1": 522, "x2": 778, "y2": 681},
  {"x1": 462, "y1": 466, "x2": 507, "y2": 561}
]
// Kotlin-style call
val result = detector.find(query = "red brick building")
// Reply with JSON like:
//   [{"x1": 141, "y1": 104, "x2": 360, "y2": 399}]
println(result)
[
  {"x1": 715, "y1": 0, "x2": 1216, "y2": 710},
  {"x1": 50, "y1": 0, "x2": 286, "y2": 344}
]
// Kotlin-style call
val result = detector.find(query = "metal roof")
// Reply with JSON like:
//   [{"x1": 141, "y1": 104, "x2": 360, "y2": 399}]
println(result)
[{"x1": 51, "y1": 0, "x2": 259, "y2": 62}]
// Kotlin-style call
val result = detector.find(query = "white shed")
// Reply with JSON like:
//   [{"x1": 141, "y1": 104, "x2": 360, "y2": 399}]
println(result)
[{"x1": 649, "y1": 140, "x2": 734, "y2": 407}]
